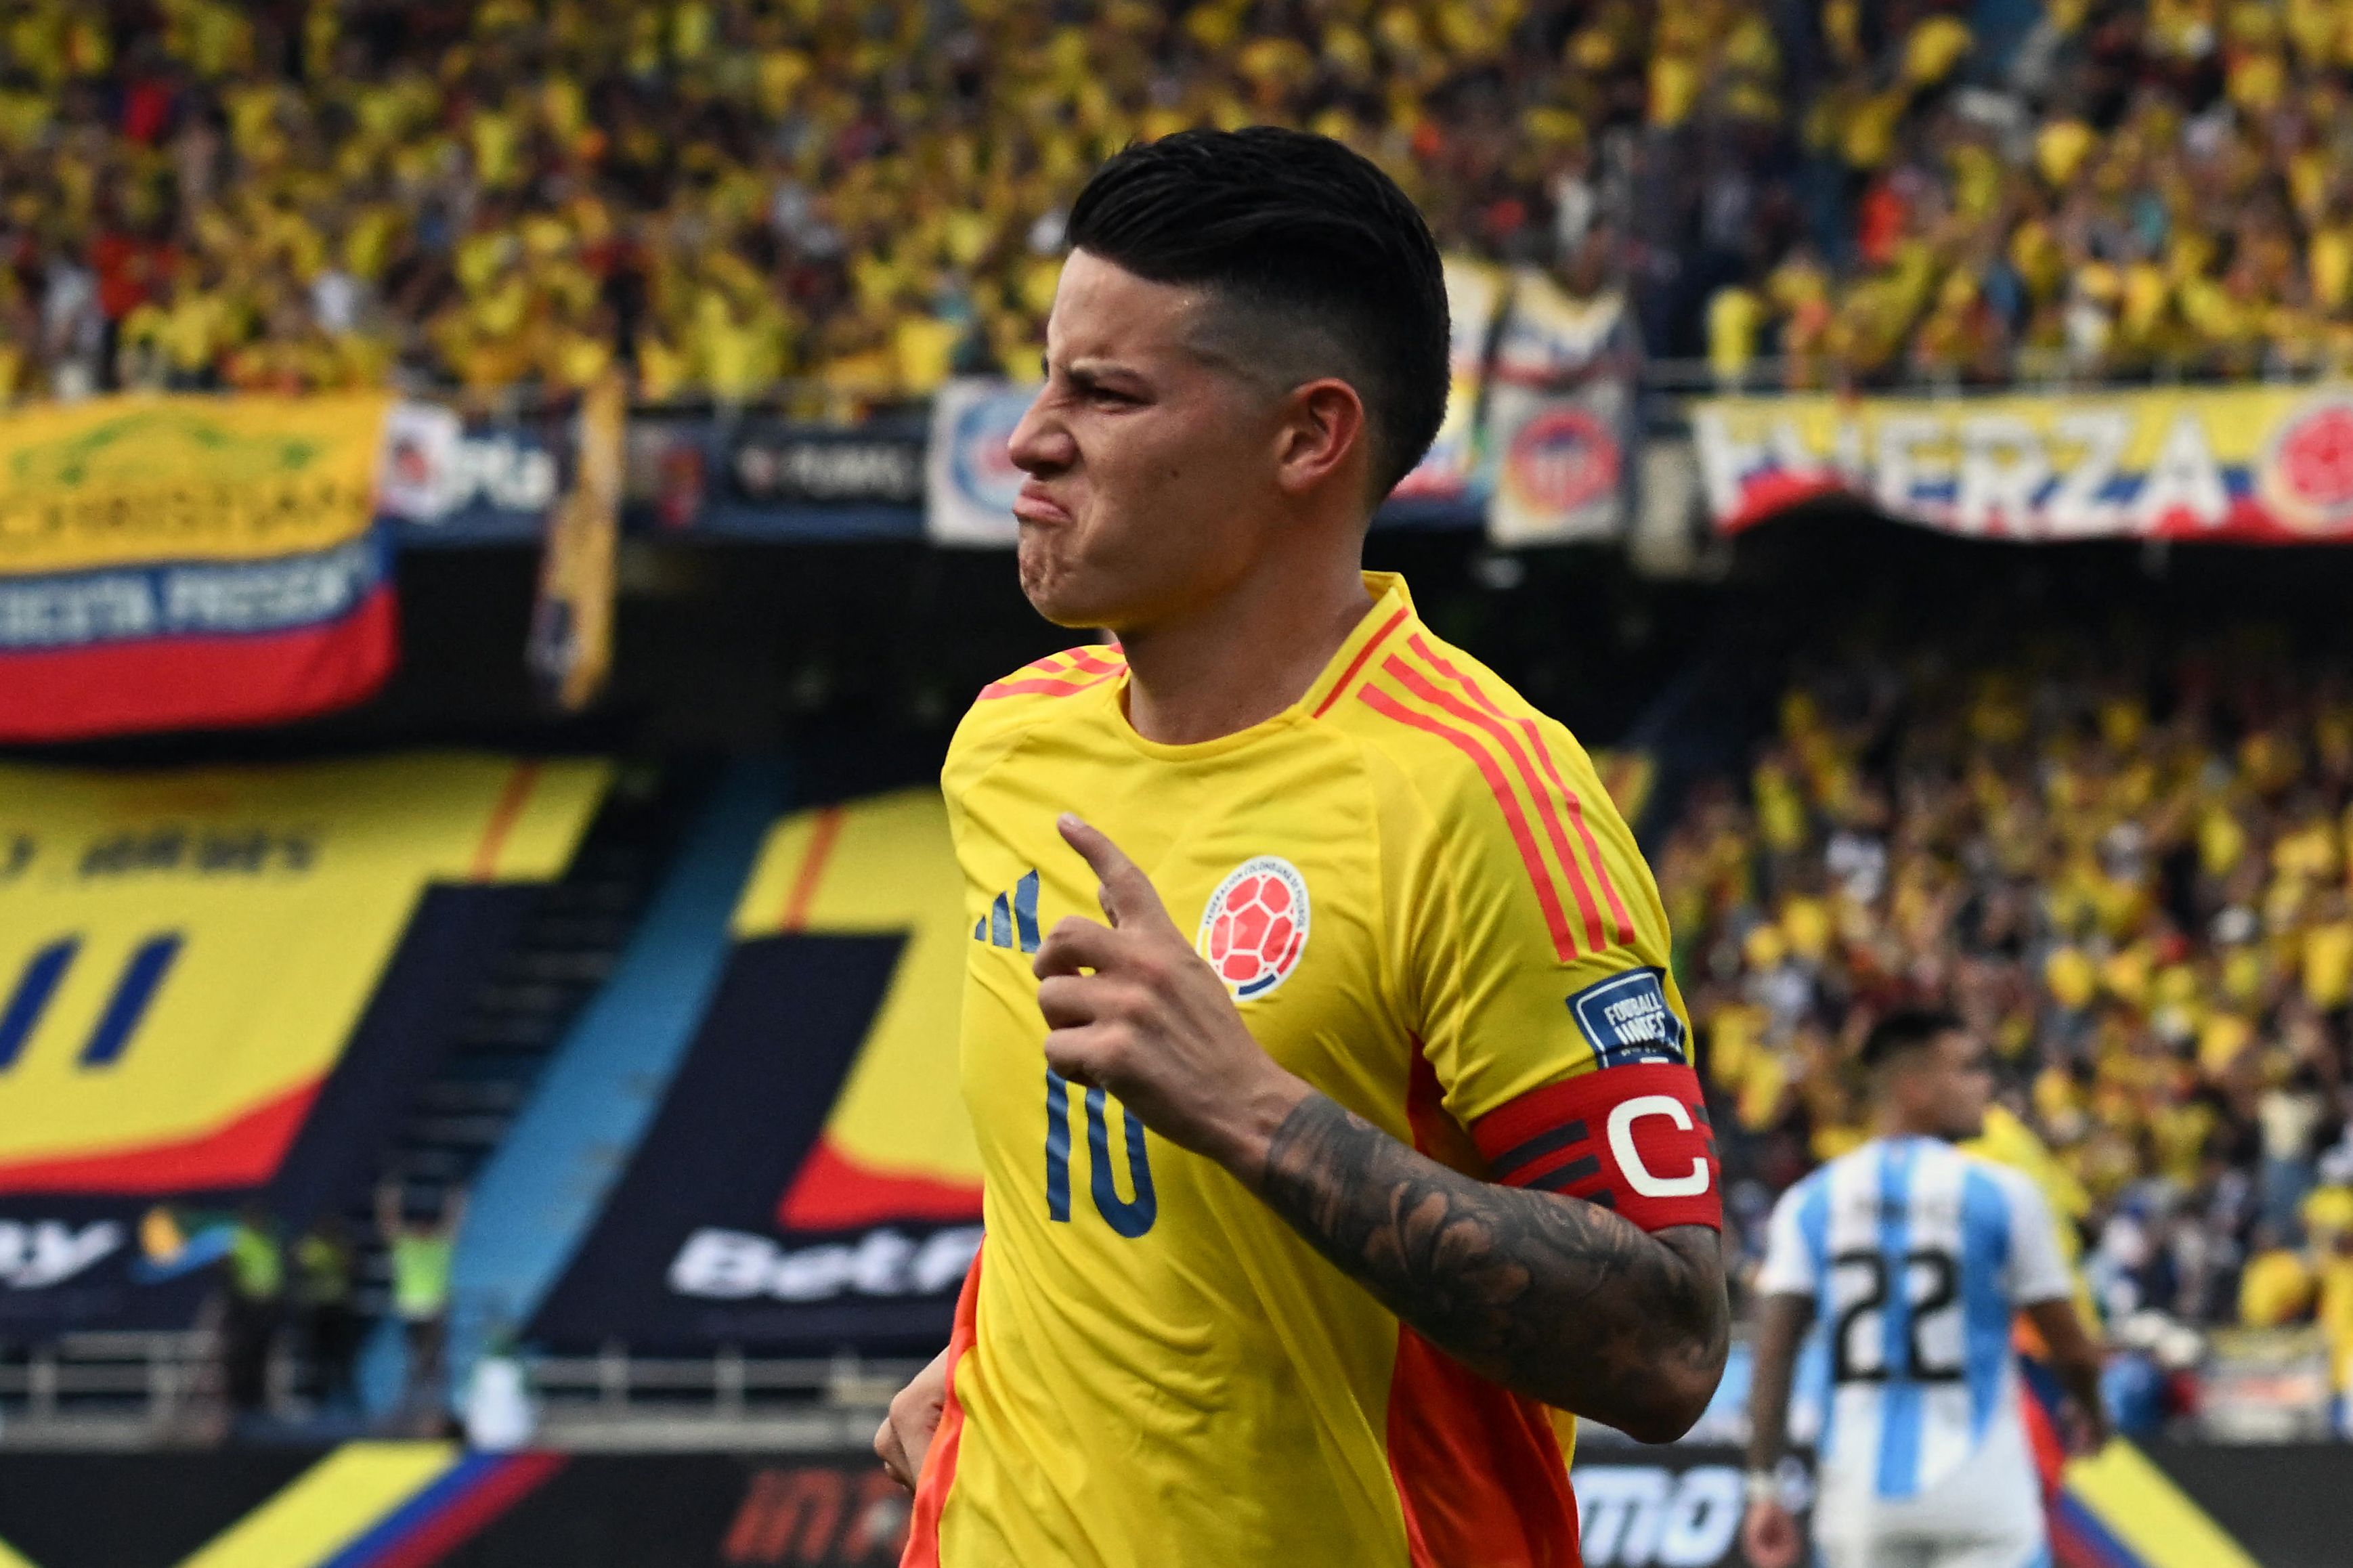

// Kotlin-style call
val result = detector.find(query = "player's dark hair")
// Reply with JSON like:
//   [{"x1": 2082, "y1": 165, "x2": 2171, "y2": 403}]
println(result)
[
  {"x1": 1859, "y1": 1007, "x2": 1964, "y2": 1072},
  {"x1": 1064, "y1": 127, "x2": 1450, "y2": 501}
]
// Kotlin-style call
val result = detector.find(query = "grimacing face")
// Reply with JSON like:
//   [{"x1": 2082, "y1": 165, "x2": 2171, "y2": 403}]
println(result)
[{"x1": 1005, "y1": 248, "x2": 1306, "y2": 632}]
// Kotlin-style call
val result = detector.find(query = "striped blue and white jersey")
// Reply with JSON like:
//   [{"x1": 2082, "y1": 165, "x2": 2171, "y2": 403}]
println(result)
[{"x1": 1757, "y1": 1135, "x2": 2072, "y2": 1502}]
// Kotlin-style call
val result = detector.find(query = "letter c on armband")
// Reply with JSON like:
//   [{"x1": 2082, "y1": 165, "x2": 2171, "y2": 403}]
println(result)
[{"x1": 1607, "y1": 1095, "x2": 1711, "y2": 1199}]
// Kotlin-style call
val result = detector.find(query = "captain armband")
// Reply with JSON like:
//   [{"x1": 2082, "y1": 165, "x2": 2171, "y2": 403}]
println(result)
[{"x1": 1469, "y1": 1060, "x2": 1722, "y2": 1233}]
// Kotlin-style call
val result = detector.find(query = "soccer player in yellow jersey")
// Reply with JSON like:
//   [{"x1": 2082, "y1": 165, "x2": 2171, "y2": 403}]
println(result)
[{"x1": 873, "y1": 129, "x2": 1729, "y2": 1567}]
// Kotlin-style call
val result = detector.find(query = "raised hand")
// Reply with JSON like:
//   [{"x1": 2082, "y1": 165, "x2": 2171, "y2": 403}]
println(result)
[{"x1": 1032, "y1": 814, "x2": 1309, "y2": 1169}]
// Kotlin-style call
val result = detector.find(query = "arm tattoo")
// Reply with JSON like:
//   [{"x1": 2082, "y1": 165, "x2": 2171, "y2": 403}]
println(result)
[{"x1": 1257, "y1": 1091, "x2": 1729, "y2": 1439}]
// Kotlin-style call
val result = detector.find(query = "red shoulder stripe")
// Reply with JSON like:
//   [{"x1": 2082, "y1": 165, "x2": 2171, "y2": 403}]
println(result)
[
  {"x1": 1406, "y1": 635, "x2": 1635, "y2": 945},
  {"x1": 1387, "y1": 652, "x2": 1607, "y2": 954},
  {"x1": 976, "y1": 672, "x2": 1116, "y2": 701},
  {"x1": 1524, "y1": 727, "x2": 1635, "y2": 943},
  {"x1": 1358, "y1": 682, "x2": 1579, "y2": 961},
  {"x1": 1062, "y1": 647, "x2": 1125, "y2": 676},
  {"x1": 1311, "y1": 605, "x2": 1411, "y2": 718}
]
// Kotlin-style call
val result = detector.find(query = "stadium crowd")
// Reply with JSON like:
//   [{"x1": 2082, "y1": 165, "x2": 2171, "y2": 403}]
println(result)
[
  {"x1": 1659, "y1": 631, "x2": 2353, "y2": 1422},
  {"x1": 0, "y1": 0, "x2": 1649, "y2": 410},
  {"x1": 1699, "y1": 0, "x2": 2353, "y2": 387},
  {"x1": 4, "y1": 0, "x2": 2349, "y2": 406}
]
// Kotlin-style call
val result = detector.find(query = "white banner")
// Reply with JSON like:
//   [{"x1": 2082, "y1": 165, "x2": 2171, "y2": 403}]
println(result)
[
  {"x1": 1493, "y1": 270, "x2": 1628, "y2": 387},
  {"x1": 374, "y1": 399, "x2": 560, "y2": 527},
  {"x1": 924, "y1": 378, "x2": 1037, "y2": 547},
  {"x1": 375, "y1": 400, "x2": 464, "y2": 520},
  {"x1": 1483, "y1": 380, "x2": 1628, "y2": 544}
]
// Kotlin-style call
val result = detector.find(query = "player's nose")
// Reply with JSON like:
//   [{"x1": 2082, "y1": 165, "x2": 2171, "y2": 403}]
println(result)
[{"x1": 1007, "y1": 391, "x2": 1075, "y2": 476}]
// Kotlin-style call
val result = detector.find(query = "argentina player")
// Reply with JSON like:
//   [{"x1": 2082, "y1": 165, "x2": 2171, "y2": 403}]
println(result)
[{"x1": 1742, "y1": 1010, "x2": 2109, "y2": 1568}]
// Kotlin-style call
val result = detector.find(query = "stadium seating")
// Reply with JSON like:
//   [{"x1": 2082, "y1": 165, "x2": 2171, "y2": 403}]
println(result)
[
  {"x1": 1, "y1": 0, "x2": 1628, "y2": 406},
  {"x1": 34, "y1": 0, "x2": 2346, "y2": 405}
]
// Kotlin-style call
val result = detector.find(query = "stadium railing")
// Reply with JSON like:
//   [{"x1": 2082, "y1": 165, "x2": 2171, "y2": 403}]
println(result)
[{"x1": 0, "y1": 1334, "x2": 924, "y2": 1451}]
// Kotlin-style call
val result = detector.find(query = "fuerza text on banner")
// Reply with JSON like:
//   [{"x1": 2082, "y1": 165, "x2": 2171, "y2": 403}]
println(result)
[{"x1": 1693, "y1": 386, "x2": 2353, "y2": 543}]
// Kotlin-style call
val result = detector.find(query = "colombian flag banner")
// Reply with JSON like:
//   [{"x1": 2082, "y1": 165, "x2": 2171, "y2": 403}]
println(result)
[
  {"x1": 0, "y1": 754, "x2": 609, "y2": 1330},
  {"x1": 0, "y1": 392, "x2": 396, "y2": 741},
  {"x1": 1693, "y1": 385, "x2": 2353, "y2": 542}
]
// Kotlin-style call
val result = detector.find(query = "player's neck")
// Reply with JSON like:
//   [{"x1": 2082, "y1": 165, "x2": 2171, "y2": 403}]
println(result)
[
  {"x1": 1876, "y1": 1109, "x2": 1948, "y2": 1143},
  {"x1": 1119, "y1": 557, "x2": 1377, "y2": 746}
]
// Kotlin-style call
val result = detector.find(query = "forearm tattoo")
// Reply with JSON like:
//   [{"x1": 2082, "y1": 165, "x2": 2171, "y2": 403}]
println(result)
[{"x1": 1257, "y1": 1091, "x2": 1729, "y2": 1437}]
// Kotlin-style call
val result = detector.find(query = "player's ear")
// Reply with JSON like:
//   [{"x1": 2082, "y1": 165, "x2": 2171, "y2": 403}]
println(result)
[{"x1": 1271, "y1": 378, "x2": 1367, "y2": 499}]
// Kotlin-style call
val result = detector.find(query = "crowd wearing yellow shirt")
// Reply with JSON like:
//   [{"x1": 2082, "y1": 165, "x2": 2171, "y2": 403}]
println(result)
[
  {"x1": 1700, "y1": 0, "x2": 2353, "y2": 387},
  {"x1": 0, "y1": 0, "x2": 1723, "y2": 412},
  {"x1": 1660, "y1": 628, "x2": 2353, "y2": 1385},
  {"x1": 9, "y1": 0, "x2": 2351, "y2": 404}
]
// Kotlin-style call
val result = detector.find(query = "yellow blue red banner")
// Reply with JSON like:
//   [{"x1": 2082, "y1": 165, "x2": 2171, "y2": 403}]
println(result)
[
  {"x1": 0, "y1": 754, "x2": 609, "y2": 1330},
  {"x1": 0, "y1": 392, "x2": 396, "y2": 739},
  {"x1": 1693, "y1": 385, "x2": 2353, "y2": 542}
]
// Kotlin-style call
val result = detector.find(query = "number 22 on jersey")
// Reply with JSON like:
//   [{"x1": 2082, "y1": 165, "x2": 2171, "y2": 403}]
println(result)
[{"x1": 1829, "y1": 1245, "x2": 1963, "y2": 1383}]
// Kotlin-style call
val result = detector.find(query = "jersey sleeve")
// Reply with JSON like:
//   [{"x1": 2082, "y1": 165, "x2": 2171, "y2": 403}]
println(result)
[
  {"x1": 1998, "y1": 1169, "x2": 2073, "y2": 1305},
  {"x1": 1754, "y1": 1179, "x2": 1821, "y2": 1298},
  {"x1": 941, "y1": 646, "x2": 1123, "y2": 840},
  {"x1": 1396, "y1": 716, "x2": 1719, "y2": 1233}
]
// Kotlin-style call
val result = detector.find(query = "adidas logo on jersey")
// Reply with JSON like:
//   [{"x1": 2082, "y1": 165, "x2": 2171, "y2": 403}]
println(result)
[{"x1": 974, "y1": 869, "x2": 1041, "y2": 954}]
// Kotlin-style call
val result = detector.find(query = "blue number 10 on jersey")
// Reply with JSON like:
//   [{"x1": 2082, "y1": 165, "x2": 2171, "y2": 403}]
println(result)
[{"x1": 1045, "y1": 1069, "x2": 1156, "y2": 1237}]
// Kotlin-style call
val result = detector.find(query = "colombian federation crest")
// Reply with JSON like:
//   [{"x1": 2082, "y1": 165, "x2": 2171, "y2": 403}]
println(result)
[
  {"x1": 1197, "y1": 856, "x2": 1310, "y2": 1000},
  {"x1": 2258, "y1": 393, "x2": 2353, "y2": 536}
]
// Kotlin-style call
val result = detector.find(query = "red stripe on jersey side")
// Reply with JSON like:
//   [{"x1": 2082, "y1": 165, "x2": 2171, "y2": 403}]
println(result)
[
  {"x1": 1402, "y1": 1042, "x2": 1484, "y2": 1175},
  {"x1": 1310, "y1": 605, "x2": 1411, "y2": 718},
  {"x1": 1406, "y1": 635, "x2": 1636, "y2": 944},
  {"x1": 1357, "y1": 684, "x2": 1579, "y2": 961},
  {"x1": 1387, "y1": 1329, "x2": 1582, "y2": 1568},
  {"x1": 902, "y1": 1244, "x2": 983, "y2": 1567},
  {"x1": 1387, "y1": 1052, "x2": 1582, "y2": 1568},
  {"x1": 976, "y1": 672, "x2": 1116, "y2": 701},
  {"x1": 1383, "y1": 655, "x2": 1608, "y2": 954}
]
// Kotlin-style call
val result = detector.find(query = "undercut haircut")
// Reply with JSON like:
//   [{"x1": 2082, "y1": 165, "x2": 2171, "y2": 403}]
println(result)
[
  {"x1": 1064, "y1": 127, "x2": 1450, "y2": 502},
  {"x1": 1859, "y1": 1007, "x2": 1964, "y2": 1073}
]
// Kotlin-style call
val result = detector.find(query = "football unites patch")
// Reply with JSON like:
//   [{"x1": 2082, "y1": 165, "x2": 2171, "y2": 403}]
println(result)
[
  {"x1": 1566, "y1": 967, "x2": 1687, "y2": 1068},
  {"x1": 1196, "y1": 856, "x2": 1310, "y2": 1000}
]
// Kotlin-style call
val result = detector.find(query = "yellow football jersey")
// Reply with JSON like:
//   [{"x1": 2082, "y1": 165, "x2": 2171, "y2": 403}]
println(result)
[{"x1": 907, "y1": 573, "x2": 1717, "y2": 1568}]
